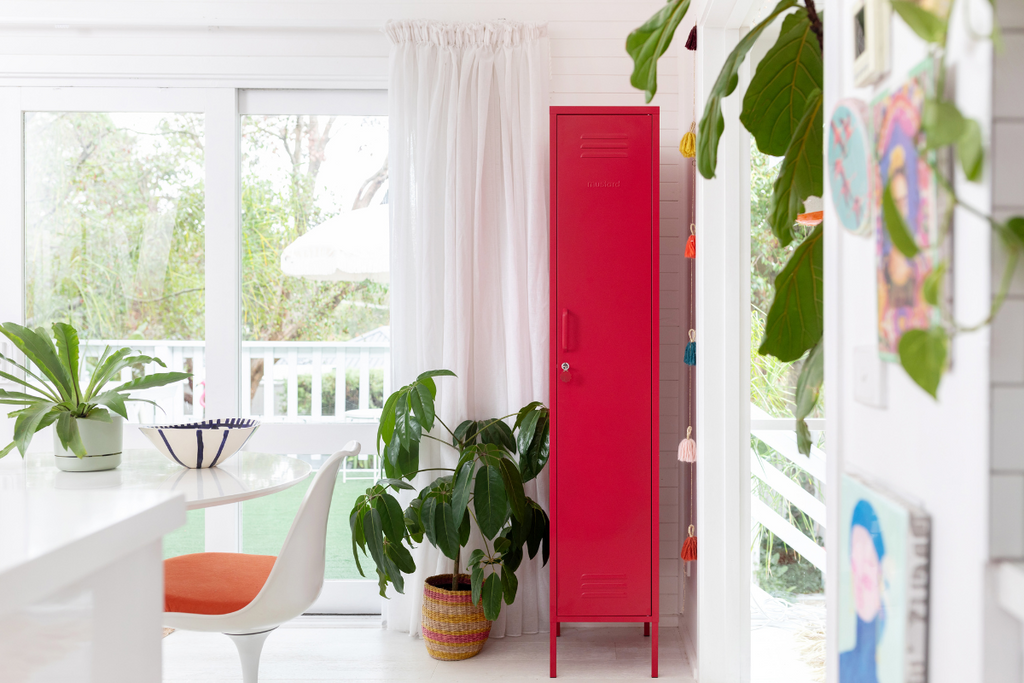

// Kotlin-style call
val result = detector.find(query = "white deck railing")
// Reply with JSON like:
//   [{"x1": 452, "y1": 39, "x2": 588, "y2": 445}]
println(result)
[
  {"x1": 78, "y1": 339, "x2": 390, "y2": 425},
  {"x1": 750, "y1": 404, "x2": 826, "y2": 573}
]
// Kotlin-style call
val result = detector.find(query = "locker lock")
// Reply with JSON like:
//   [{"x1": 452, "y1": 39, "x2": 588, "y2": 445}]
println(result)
[{"x1": 560, "y1": 362, "x2": 571, "y2": 383}]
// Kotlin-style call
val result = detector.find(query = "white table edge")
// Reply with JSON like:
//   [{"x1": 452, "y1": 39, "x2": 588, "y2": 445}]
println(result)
[{"x1": 183, "y1": 468, "x2": 314, "y2": 510}]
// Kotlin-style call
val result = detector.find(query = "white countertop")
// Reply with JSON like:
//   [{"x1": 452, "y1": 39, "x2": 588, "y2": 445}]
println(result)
[{"x1": 0, "y1": 488, "x2": 186, "y2": 616}]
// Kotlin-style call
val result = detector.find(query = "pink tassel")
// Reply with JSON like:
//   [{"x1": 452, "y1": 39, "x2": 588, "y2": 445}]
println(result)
[{"x1": 677, "y1": 427, "x2": 696, "y2": 462}]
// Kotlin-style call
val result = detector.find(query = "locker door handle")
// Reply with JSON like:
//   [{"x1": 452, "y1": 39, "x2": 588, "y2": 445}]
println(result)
[{"x1": 561, "y1": 309, "x2": 570, "y2": 351}]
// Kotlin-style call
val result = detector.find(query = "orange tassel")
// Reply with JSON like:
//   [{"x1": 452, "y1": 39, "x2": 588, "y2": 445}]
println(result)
[
  {"x1": 681, "y1": 526, "x2": 697, "y2": 561},
  {"x1": 685, "y1": 223, "x2": 696, "y2": 258}
]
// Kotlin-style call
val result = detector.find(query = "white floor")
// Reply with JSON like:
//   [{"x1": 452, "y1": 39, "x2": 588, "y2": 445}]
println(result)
[{"x1": 162, "y1": 617, "x2": 696, "y2": 682}]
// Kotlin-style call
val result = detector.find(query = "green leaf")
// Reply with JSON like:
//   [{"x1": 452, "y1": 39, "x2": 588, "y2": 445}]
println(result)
[
  {"x1": 793, "y1": 341, "x2": 823, "y2": 456},
  {"x1": 108, "y1": 371, "x2": 190, "y2": 395},
  {"x1": 922, "y1": 261, "x2": 947, "y2": 306},
  {"x1": 374, "y1": 493, "x2": 407, "y2": 545},
  {"x1": 473, "y1": 465, "x2": 509, "y2": 539},
  {"x1": 381, "y1": 552, "x2": 405, "y2": 594},
  {"x1": 515, "y1": 409, "x2": 540, "y2": 460},
  {"x1": 0, "y1": 353, "x2": 62, "y2": 402},
  {"x1": 471, "y1": 566, "x2": 485, "y2": 606},
  {"x1": 0, "y1": 323, "x2": 74, "y2": 402},
  {"x1": 481, "y1": 419, "x2": 516, "y2": 453},
  {"x1": 891, "y1": 0, "x2": 947, "y2": 43},
  {"x1": 626, "y1": 0, "x2": 692, "y2": 103},
  {"x1": 497, "y1": 457, "x2": 527, "y2": 523},
  {"x1": 883, "y1": 180, "x2": 921, "y2": 258},
  {"x1": 410, "y1": 383, "x2": 436, "y2": 432},
  {"x1": 482, "y1": 573, "x2": 502, "y2": 621},
  {"x1": 55, "y1": 412, "x2": 86, "y2": 458},
  {"x1": 740, "y1": 9, "x2": 823, "y2": 157},
  {"x1": 513, "y1": 401, "x2": 543, "y2": 431},
  {"x1": 527, "y1": 504, "x2": 550, "y2": 563},
  {"x1": 394, "y1": 395, "x2": 421, "y2": 448},
  {"x1": 453, "y1": 419, "x2": 477, "y2": 448},
  {"x1": 420, "y1": 496, "x2": 438, "y2": 547},
  {"x1": 350, "y1": 508, "x2": 366, "y2": 577},
  {"x1": 87, "y1": 407, "x2": 112, "y2": 423},
  {"x1": 500, "y1": 566, "x2": 519, "y2": 606},
  {"x1": 397, "y1": 438, "x2": 420, "y2": 478},
  {"x1": 758, "y1": 224, "x2": 823, "y2": 362},
  {"x1": 698, "y1": 0, "x2": 798, "y2": 179},
  {"x1": 1006, "y1": 217, "x2": 1024, "y2": 249},
  {"x1": 51, "y1": 323, "x2": 81, "y2": 404},
  {"x1": 958, "y1": 118, "x2": 984, "y2": 182},
  {"x1": 378, "y1": 477, "x2": 415, "y2": 491},
  {"x1": 90, "y1": 391, "x2": 129, "y2": 420},
  {"x1": 766, "y1": 87, "x2": 824, "y2": 246},
  {"x1": 435, "y1": 501, "x2": 461, "y2": 561},
  {"x1": 416, "y1": 369, "x2": 456, "y2": 382},
  {"x1": 459, "y1": 510, "x2": 471, "y2": 546},
  {"x1": 13, "y1": 401, "x2": 56, "y2": 457},
  {"x1": 451, "y1": 459, "x2": 475, "y2": 529},
  {"x1": 404, "y1": 499, "x2": 424, "y2": 543},
  {"x1": 898, "y1": 327, "x2": 948, "y2": 398},
  {"x1": 362, "y1": 507, "x2": 387, "y2": 573},
  {"x1": 385, "y1": 540, "x2": 416, "y2": 575},
  {"x1": 922, "y1": 99, "x2": 965, "y2": 150},
  {"x1": 468, "y1": 549, "x2": 486, "y2": 568},
  {"x1": 377, "y1": 389, "x2": 400, "y2": 452},
  {"x1": 0, "y1": 441, "x2": 16, "y2": 459}
]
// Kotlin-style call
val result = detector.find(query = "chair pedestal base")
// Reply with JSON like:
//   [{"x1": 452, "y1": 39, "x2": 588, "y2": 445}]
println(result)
[{"x1": 227, "y1": 628, "x2": 276, "y2": 683}]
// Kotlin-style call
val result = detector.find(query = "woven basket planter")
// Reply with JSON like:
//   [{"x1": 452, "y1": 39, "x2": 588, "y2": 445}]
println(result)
[{"x1": 421, "y1": 574, "x2": 491, "y2": 661}]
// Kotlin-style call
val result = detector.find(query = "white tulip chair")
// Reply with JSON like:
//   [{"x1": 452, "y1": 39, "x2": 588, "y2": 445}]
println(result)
[{"x1": 163, "y1": 441, "x2": 360, "y2": 683}]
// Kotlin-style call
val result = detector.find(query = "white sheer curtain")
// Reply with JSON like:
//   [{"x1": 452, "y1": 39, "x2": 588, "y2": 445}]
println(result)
[{"x1": 384, "y1": 19, "x2": 550, "y2": 639}]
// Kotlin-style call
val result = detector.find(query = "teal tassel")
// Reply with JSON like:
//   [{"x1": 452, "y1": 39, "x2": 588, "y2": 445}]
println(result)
[{"x1": 684, "y1": 329, "x2": 696, "y2": 366}]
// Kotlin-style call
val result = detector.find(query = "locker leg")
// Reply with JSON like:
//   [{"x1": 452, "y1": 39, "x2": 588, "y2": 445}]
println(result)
[
  {"x1": 550, "y1": 622, "x2": 557, "y2": 678},
  {"x1": 644, "y1": 622, "x2": 650, "y2": 637},
  {"x1": 556, "y1": 623, "x2": 561, "y2": 637},
  {"x1": 651, "y1": 622, "x2": 659, "y2": 678}
]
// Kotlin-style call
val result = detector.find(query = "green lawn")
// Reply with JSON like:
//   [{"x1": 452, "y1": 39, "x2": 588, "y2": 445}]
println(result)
[{"x1": 163, "y1": 476, "x2": 373, "y2": 580}]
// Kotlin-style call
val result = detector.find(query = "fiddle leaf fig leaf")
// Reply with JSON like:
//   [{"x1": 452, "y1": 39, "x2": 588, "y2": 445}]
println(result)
[
  {"x1": 766, "y1": 87, "x2": 824, "y2": 247},
  {"x1": 793, "y1": 341, "x2": 823, "y2": 456},
  {"x1": 740, "y1": 9, "x2": 823, "y2": 157},
  {"x1": 891, "y1": 0, "x2": 947, "y2": 43},
  {"x1": 898, "y1": 327, "x2": 948, "y2": 399},
  {"x1": 626, "y1": 0, "x2": 692, "y2": 103},
  {"x1": 698, "y1": 0, "x2": 798, "y2": 179},
  {"x1": 759, "y1": 224, "x2": 823, "y2": 362},
  {"x1": 958, "y1": 118, "x2": 984, "y2": 182},
  {"x1": 922, "y1": 99, "x2": 965, "y2": 150},
  {"x1": 883, "y1": 180, "x2": 921, "y2": 258}
]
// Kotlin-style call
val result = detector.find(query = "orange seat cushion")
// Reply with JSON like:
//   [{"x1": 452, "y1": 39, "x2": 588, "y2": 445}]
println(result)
[{"x1": 164, "y1": 552, "x2": 276, "y2": 615}]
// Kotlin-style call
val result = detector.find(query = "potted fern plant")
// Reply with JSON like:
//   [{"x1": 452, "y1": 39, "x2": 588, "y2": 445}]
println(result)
[
  {"x1": 0, "y1": 322, "x2": 191, "y2": 472},
  {"x1": 349, "y1": 369, "x2": 550, "y2": 660}
]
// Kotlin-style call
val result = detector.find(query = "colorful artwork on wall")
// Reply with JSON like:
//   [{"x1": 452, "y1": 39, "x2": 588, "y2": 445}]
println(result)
[
  {"x1": 839, "y1": 473, "x2": 930, "y2": 683},
  {"x1": 828, "y1": 99, "x2": 874, "y2": 236},
  {"x1": 872, "y1": 63, "x2": 940, "y2": 362}
]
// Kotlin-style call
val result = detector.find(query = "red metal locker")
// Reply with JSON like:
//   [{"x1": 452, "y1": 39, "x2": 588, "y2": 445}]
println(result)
[{"x1": 549, "y1": 106, "x2": 660, "y2": 678}]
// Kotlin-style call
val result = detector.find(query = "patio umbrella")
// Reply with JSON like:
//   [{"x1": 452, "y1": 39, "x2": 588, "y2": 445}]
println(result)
[{"x1": 280, "y1": 204, "x2": 389, "y2": 283}]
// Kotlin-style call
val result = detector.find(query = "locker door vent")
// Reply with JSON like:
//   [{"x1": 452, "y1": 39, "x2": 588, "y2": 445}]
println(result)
[
  {"x1": 579, "y1": 134, "x2": 628, "y2": 158},
  {"x1": 580, "y1": 573, "x2": 627, "y2": 598}
]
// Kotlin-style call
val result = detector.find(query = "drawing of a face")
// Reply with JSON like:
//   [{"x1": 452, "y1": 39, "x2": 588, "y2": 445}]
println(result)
[{"x1": 850, "y1": 524, "x2": 882, "y2": 621}]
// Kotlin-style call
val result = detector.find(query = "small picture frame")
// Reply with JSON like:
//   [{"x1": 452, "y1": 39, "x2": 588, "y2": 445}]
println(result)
[{"x1": 852, "y1": 0, "x2": 890, "y2": 87}]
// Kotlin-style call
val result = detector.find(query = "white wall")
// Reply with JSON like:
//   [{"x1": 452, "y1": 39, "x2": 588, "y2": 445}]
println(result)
[
  {"x1": 824, "y1": 2, "x2": 994, "y2": 682},
  {"x1": 0, "y1": 0, "x2": 694, "y2": 631}
]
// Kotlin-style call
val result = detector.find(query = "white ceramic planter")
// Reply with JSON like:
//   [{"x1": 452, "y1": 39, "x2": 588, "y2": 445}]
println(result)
[{"x1": 52, "y1": 414, "x2": 124, "y2": 472}]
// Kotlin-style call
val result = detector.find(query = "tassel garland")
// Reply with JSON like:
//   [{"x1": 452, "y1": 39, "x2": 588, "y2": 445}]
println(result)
[
  {"x1": 678, "y1": 426, "x2": 696, "y2": 463},
  {"x1": 679, "y1": 122, "x2": 696, "y2": 158},
  {"x1": 685, "y1": 224, "x2": 696, "y2": 258},
  {"x1": 684, "y1": 329, "x2": 696, "y2": 366},
  {"x1": 685, "y1": 26, "x2": 697, "y2": 51},
  {"x1": 681, "y1": 525, "x2": 698, "y2": 561}
]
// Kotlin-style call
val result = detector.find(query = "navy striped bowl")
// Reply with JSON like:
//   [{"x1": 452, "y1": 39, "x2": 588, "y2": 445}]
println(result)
[{"x1": 138, "y1": 418, "x2": 260, "y2": 469}]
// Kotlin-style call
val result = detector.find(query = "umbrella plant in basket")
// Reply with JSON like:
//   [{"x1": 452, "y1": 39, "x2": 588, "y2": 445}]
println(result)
[
  {"x1": 349, "y1": 369, "x2": 550, "y2": 660},
  {"x1": 0, "y1": 322, "x2": 191, "y2": 464}
]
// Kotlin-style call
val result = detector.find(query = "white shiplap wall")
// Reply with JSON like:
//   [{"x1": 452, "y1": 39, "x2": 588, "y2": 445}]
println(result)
[{"x1": 0, "y1": 0, "x2": 692, "y2": 630}]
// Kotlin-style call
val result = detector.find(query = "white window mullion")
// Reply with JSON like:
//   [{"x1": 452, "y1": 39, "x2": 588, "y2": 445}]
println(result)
[
  {"x1": 204, "y1": 87, "x2": 242, "y2": 553},
  {"x1": 0, "y1": 88, "x2": 23, "y2": 327}
]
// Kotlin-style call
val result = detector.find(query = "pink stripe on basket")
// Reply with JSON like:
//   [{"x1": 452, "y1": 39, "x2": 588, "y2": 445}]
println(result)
[
  {"x1": 424, "y1": 589, "x2": 473, "y2": 604},
  {"x1": 422, "y1": 626, "x2": 489, "y2": 644}
]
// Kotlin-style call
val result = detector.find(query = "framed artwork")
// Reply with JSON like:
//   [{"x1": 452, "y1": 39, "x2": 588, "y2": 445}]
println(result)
[
  {"x1": 828, "y1": 99, "x2": 874, "y2": 236},
  {"x1": 839, "y1": 473, "x2": 930, "y2": 683},
  {"x1": 871, "y1": 62, "x2": 941, "y2": 362},
  {"x1": 852, "y1": 0, "x2": 890, "y2": 87}
]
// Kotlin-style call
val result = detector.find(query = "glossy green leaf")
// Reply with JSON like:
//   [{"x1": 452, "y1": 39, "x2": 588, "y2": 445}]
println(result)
[
  {"x1": 698, "y1": 0, "x2": 798, "y2": 179},
  {"x1": 416, "y1": 369, "x2": 456, "y2": 382},
  {"x1": 899, "y1": 327, "x2": 948, "y2": 398},
  {"x1": 740, "y1": 9, "x2": 823, "y2": 157},
  {"x1": 471, "y1": 566, "x2": 485, "y2": 606},
  {"x1": 13, "y1": 402, "x2": 56, "y2": 457},
  {"x1": 766, "y1": 88, "x2": 824, "y2": 246},
  {"x1": 374, "y1": 493, "x2": 407, "y2": 545},
  {"x1": 51, "y1": 323, "x2": 81, "y2": 404},
  {"x1": 420, "y1": 496, "x2": 438, "y2": 547},
  {"x1": 513, "y1": 401, "x2": 543, "y2": 431},
  {"x1": 394, "y1": 395, "x2": 421, "y2": 448},
  {"x1": 453, "y1": 419, "x2": 476, "y2": 448},
  {"x1": 474, "y1": 465, "x2": 509, "y2": 540},
  {"x1": 1006, "y1": 217, "x2": 1024, "y2": 249},
  {"x1": 758, "y1": 224, "x2": 823, "y2": 362},
  {"x1": 397, "y1": 438, "x2": 420, "y2": 478},
  {"x1": 922, "y1": 261, "x2": 947, "y2": 306},
  {"x1": 377, "y1": 390, "x2": 400, "y2": 452},
  {"x1": 459, "y1": 509, "x2": 471, "y2": 546},
  {"x1": 385, "y1": 540, "x2": 416, "y2": 575},
  {"x1": 411, "y1": 383, "x2": 435, "y2": 432},
  {"x1": 379, "y1": 477, "x2": 415, "y2": 491},
  {"x1": 0, "y1": 323, "x2": 74, "y2": 402},
  {"x1": 516, "y1": 409, "x2": 540, "y2": 459},
  {"x1": 451, "y1": 459, "x2": 475, "y2": 529},
  {"x1": 55, "y1": 412, "x2": 86, "y2": 457},
  {"x1": 922, "y1": 99, "x2": 965, "y2": 150},
  {"x1": 435, "y1": 501, "x2": 461, "y2": 561},
  {"x1": 381, "y1": 552, "x2": 405, "y2": 594},
  {"x1": 883, "y1": 180, "x2": 921, "y2": 258},
  {"x1": 793, "y1": 341, "x2": 823, "y2": 456},
  {"x1": 891, "y1": 0, "x2": 946, "y2": 43},
  {"x1": 404, "y1": 499, "x2": 424, "y2": 543},
  {"x1": 362, "y1": 507, "x2": 387, "y2": 572},
  {"x1": 482, "y1": 573, "x2": 503, "y2": 621},
  {"x1": 626, "y1": 0, "x2": 692, "y2": 103},
  {"x1": 500, "y1": 566, "x2": 519, "y2": 606},
  {"x1": 958, "y1": 118, "x2": 984, "y2": 182},
  {"x1": 497, "y1": 457, "x2": 527, "y2": 523},
  {"x1": 481, "y1": 418, "x2": 516, "y2": 452}
]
